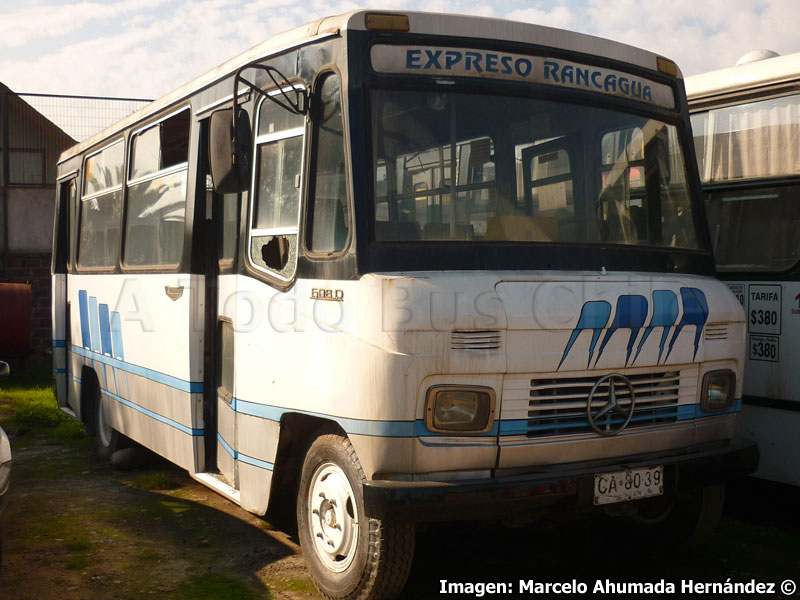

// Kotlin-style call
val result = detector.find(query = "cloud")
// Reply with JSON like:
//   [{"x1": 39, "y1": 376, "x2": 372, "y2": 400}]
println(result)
[
  {"x1": 506, "y1": 5, "x2": 576, "y2": 30},
  {"x1": 580, "y1": 0, "x2": 800, "y2": 75},
  {"x1": 0, "y1": 0, "x2": 171, "y2": 49},
  {"x1": 0, "y1": 0, "x2": 798, "y2": 96}
]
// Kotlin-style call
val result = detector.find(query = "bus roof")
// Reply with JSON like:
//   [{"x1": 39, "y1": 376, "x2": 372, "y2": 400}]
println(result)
[
  {"x1": 685, "y1": 51, "x2": 800, "y2": 102},
  {"x1": 59, "y1": 10, "x2": 676, "y2": 165}
]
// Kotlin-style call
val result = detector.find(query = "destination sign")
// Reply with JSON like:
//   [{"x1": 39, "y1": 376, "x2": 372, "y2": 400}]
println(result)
[{"x1": 371, "y1": 45, "x2": 676, "y2": 110}]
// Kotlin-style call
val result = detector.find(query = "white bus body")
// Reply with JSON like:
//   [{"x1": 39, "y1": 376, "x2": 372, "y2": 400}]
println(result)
[
  {"x1": 52, "y1": 11, "x2": 756, "y2": 598},
  {"x1": 687, "y1": 52, "x2": 800, "y2": 486}
]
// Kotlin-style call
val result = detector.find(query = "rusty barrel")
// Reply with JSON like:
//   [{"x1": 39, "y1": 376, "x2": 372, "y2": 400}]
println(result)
[{"x1": 0, "y1": 282, "x2": 32, "y2": 358}]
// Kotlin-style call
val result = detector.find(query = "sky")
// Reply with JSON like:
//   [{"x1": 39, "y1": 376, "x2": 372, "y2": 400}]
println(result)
[{"x1": 1, "y1": 0, "x2": 799, "y2": 99}]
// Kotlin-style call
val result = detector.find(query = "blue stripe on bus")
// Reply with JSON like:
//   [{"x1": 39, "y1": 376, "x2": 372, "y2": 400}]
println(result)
[
  {"x1": 78, "y1": 291, "x2": 91, "y2": 348},
  {"x1": 217, "y1": 433, "x2": 236, "y2": 458},
  {"x1": 233, "y1": 400, "x2": 737, "y2": 439},
  {"x1": 235, "y1": 399, "x2": 417, "y2": 437},
  {"x1": 98, "y1": 304, "x2": 112, "y2": 356},
  {"x1": 53, "y1": 339, "x2": 67, "y2": 348},
  {"x1": 498, "y1": 401, "x2": 742, "y2": 436},
  {"x1": 217, "y1": 434, "x2": 275, "y2": 471},
  {"x1": 89, "y1": 296, "x2": 102, "y2": 353},
  {"x1": 413, "y1": 419, "x2": 500, "y2": 437},
  {"x1": 238, "y1": 452, "x2": 275, "y2": 471},
  {"x1": 72, "y1": 345, "x2": 203, "y2": 394},
  {"x1": 676, "y1": 400, "x2": 741, "y2": 419},
  {"x1": 103, "y1": 387, "x2": 203, "y2": 436},
  {"x1": 53, "y1": 368, "x2": 67, "y2": 374}
]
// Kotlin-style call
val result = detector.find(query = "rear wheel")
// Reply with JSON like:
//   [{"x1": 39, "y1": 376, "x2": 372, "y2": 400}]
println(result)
[
  {"x1": 297, "y1": 431, "x2": 415, "y2": 600},
  {"x1": 94, "y1": 393, "x2": 130, "y2": 460}
]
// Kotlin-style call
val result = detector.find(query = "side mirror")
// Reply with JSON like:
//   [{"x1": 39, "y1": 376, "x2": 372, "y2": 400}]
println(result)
[
  {"x1": 209, "y1": 108, "x2": 252, "y2": 194},
  {"x1": 0, "y1": 361, "x2": 9, "y2": 378}
]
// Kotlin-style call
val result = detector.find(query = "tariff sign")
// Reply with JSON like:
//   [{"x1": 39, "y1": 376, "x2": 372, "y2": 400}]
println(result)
[
  {"x1": 727, "y1": 283, "x2": 745, "y2": 307},
  {"x1": 748, "y1": 284, "x2": 781, "y2": 335},
  {"x1": 749, "y1": 334, "x2": 779, "y2": 362}
]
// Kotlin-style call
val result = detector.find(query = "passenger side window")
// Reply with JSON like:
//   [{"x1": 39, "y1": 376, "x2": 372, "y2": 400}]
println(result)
[
  {"x1": 250, "y1": 94, "x2": 305, "y2": 279},
  {"x1": 78, "y1": 141, "x2": 124, "y2": 268},
  {"x1": 124, "y1": 109, "x2": 190, "y2": 267},
  {"x1": 307, "y1": 73, "x2": 349, "y2": 253}
]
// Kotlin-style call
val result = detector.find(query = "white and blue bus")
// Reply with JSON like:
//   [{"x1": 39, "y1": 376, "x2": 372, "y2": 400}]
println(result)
[
  {"x1": 52, "y1": 11, "x2": 756, "y2": 598},
  {"x1": 687, "y1": 51, "x2": 800, "y2": 486}
]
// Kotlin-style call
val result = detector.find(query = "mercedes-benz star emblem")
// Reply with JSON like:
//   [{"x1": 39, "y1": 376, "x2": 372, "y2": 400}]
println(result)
[{"x1": 587, "y1": 373, "x2": 636, "y2": 436}]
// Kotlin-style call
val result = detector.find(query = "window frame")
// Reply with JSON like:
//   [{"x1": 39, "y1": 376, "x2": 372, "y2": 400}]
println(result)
[
  {"x1": 0, "y1": 147, "x2": 45, "y2": 186},
  {"x1": 245, "y1": 84, "x2": 308, "y2": 285},
  {"x1": 52, "y1": 175, "x2": 76, "y2": 274},
  {"x1": 702, "y1": 180, "x2": 800, "y2": 274},
  {"x1": 122, "y1": 105, "x2": 191, "y2": 272},
  {"x1": 76, "y1": 138, "x2": 126, "y2": 273},
  {"x1": 303, "y1": 67, "x2": 354, "y2": 259},
  {"x1": 54, "y1": 168, "x2": 80, "y2": 273}
]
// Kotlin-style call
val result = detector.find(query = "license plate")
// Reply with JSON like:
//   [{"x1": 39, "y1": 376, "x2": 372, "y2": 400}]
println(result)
[{"x1": 593, "y1": 466, "x2": 664, "y2": 505}]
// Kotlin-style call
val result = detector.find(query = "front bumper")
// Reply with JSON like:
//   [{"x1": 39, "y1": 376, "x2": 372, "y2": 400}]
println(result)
[{"x1": 363, "y1": 438, "x2": 758, "y2": 521}]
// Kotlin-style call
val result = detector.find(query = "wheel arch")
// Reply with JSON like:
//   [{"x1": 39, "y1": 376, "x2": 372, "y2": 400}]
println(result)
[
  {"x1": 79, "y1": 365, "x2": 101, "y2": 435},
  {"x1": 265, "y1": 413, "x2": 345, "y2": 523}
]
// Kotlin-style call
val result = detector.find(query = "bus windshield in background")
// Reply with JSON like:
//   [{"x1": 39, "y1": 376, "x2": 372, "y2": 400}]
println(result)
[
  {"x1": 371, "y1": 90, "x2": 699, "y2": 250},
  {"x1": 691, "y1": 94, "x2": 800, "y2": 272}
]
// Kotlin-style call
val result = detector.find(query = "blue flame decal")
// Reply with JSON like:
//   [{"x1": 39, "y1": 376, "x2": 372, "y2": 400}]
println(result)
[
  {"x1": 666, "y1": 287, "x2": 709, "y2": 361},
  {"x1": 559, "y1": 287, "x2": 709, "y2": 369},
  {"x1": 633, "y1": 290, "x2": 679, "y2": 364},
  {"x1": 558, "y1": 301, "x2": 612, "y2": 369},
  {"x1": 595, "y1": 295, "x2": 648, "y2": 366}
]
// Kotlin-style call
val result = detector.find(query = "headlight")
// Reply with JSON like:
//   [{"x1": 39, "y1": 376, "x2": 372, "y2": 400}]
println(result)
[
  {"x1": 425, "y1": 386, "x2": 495, "y2": 433},
  {"x1": 701, "y1": 370, "x2": 736, "y2": 412}
]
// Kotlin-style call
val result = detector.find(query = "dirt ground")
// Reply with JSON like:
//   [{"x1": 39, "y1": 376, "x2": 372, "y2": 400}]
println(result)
[
  {"x1": 0, "y1": 433, "x2": 317, "y2": 600},
  {"x1": 2, "y1": 389, "x2": 800, "y2": 599}
]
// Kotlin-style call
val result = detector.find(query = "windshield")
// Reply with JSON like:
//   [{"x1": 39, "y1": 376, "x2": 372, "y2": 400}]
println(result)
[{"x1": 372, "y1": 90, "x2": 698, "y2": 250}]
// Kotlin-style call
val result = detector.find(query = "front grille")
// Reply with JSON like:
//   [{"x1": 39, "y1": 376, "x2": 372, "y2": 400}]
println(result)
[
  {"x1": 526, "y1": 371, "x2": 681, "y2": 437},
  {"x1": 450, "y1": 330, "x2": 502, "y2": 351}
]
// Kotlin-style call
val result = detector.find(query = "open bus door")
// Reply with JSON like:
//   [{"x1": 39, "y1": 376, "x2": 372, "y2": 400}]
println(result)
[{"x1": 53, "y1": 176, "x2": 76, "y2": 414}]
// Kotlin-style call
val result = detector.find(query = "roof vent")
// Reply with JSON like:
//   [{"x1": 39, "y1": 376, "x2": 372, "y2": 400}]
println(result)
[{"x1": 736, "y1": 49, "x2": 780, "y2": 66}]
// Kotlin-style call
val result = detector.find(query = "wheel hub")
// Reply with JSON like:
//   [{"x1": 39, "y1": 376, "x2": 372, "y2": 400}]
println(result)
[{"x1": 308, "y1": 462, "x2": 358, "y2": 573}]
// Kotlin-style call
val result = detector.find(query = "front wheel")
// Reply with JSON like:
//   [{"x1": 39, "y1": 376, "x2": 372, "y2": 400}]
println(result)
[
  {"x1": 297, "y1": 431, "x2": 415, "y2": 600},
  {"x1": 632, "y1": 483, "x2": 725, "y2": 547}
]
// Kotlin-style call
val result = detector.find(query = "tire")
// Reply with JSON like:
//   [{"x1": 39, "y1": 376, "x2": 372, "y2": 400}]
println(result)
[
  {"x1": 297, "y1": 430, "x2": 415, "y2": 600},
  {"x1": 632, "y1": 483, "x2": 725, "y2": 547}
]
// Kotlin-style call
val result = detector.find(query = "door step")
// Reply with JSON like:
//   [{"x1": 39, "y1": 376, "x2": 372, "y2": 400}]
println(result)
[{"x1": 193, "y1": 472, "x2": 241, "y2": 504}]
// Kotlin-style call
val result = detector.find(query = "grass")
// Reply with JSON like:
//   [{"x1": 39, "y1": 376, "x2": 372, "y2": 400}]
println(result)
[
  {"x1": 0, "y1": 368, "x2": 86, "y2": 443},
  {"x1": 131, "y1": 472, "x2": 180, "y2": 491},
  {"x1": 66, "y1": 555, "x2": 90, "y2": 570},
  {"x1": 279, "y1": 578, "x2": 317, "y2": 594},
  {"x1": 173, "y1": 573, "x2": 264, "y2": 600},
  {"x1": 66, "y1": 537, "x2": 91, "y2": 551}
]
